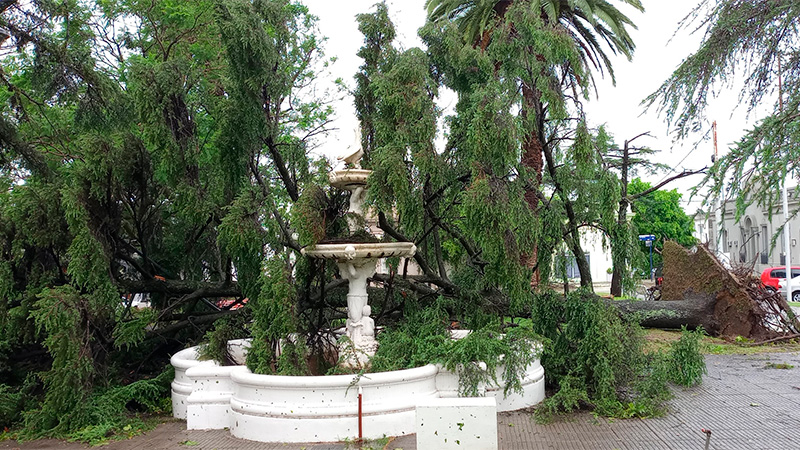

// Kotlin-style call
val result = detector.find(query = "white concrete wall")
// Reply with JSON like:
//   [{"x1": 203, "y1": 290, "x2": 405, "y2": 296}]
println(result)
[
  {"x1": 416, "y1": 397, "x2": 498, "y2": 450},
  {"x1": 172, "y1": 339, "x2": 545, "y2": 444},
  {"x1": 580, "y1": 229, "x2": 614, "y2": 283}
]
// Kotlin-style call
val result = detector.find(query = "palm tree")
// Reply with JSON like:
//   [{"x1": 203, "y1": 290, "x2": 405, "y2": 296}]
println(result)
[
  {"x1": 426, "y1": 0, "x2": 642, "y2": 287},
  {"x1": 426, "y1": 0, "x2": 641, "y2": 77}
]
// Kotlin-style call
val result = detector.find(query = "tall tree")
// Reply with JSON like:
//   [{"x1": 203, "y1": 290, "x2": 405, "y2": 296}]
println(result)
[
  {"x1": 603, "y1": 131, "x2": 702, "y2": 296},
  {"x1": 425, "y1": 0, "x2": 643, "y2": 286},
  {"x1": 354, "y1": 2, "x2": 396, "y2": 167},
  {"x1": 645, "y1": 0, "x2": 800, "y2": 222}
]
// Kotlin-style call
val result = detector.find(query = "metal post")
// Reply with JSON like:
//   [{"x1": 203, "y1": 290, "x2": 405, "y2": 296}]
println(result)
[
  {"x1": 783, "y1": 176, "x2": 793, "y2": 303},
  {"x1": 358, "y1": 385, "x2": 363, "y2": 444},
  {"x1": 649, "y1": 243, "x2": 653, "y2": 281},
  {"x1": 713, "y1": 121, "x2": 724, "y2": 260}
]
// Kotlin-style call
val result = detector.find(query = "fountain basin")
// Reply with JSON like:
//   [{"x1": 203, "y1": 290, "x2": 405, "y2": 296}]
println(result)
[
  {"x1": 329, "y1": 168, "x2": 371, "y2": 189},
  {"x1": 301, "y1": 242, "x2": 417, "y2": 262},
  {"x1": 171, "y1": 339, "x2": 545, "y2": 443}
]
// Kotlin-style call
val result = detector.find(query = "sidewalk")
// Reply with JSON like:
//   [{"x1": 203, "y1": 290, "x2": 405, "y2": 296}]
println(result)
[{"x1": 2, "y1": 352, "x2": 799, "y2": 450}]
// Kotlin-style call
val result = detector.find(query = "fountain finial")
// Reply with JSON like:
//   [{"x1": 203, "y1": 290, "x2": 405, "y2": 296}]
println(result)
[{"x1": 338, "y1": 127, "x2": 364, "y2": 169}]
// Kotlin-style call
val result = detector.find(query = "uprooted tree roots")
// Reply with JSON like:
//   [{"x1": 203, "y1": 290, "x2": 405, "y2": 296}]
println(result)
[{"x1": 611, "y1": 241, "x2": 799, "y2": 341}]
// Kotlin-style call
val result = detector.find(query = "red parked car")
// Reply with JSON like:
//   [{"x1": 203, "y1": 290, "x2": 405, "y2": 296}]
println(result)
[{"x1": 760, "y1": 267, "x2": 800, "y2": 290}]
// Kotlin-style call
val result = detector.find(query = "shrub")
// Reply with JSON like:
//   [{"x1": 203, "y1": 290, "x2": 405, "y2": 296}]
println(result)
[
  {"x1": 532, "y1": 289, "x2": 680, "y2": 420},
  {"x1": 370, "y1": 300, "x2": 540, "y2": 397},
  {"x1": 667, "y1": 326, "x2": 707, "y2": 387}
]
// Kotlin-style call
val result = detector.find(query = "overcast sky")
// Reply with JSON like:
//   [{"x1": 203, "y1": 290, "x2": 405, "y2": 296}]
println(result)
[{"x1": 303, "y1": 0, "x2": 761, "y2": 213}]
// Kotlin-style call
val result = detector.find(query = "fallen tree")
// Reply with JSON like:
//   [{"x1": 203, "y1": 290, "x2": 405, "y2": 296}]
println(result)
[
  {"x1": 609, "y1": 241, "x2": 799, "y2": 340},
  {"x1": 609, "y1": 293, "x2": 716, "y2": 330}
]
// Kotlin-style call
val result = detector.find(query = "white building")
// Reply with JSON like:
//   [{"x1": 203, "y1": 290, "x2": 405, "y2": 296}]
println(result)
[{"x1": 558, "y1": 229, "x2": 614, "y2": 283}]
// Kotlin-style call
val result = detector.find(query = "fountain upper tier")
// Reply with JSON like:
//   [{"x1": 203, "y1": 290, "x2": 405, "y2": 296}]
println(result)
[
  {"x1": 329, "y1": 168, "x2": 371, "y2": 190},
  {"x1": 301, "y1": 241, "x2": 416, "y2": 262}
]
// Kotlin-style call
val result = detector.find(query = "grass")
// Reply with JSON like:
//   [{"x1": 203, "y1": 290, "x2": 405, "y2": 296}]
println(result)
[
  {"x1": 643, "y1": 329, "x2": 800, "y2": 355},
  {"x1": 764, "y1": 362, "x2": 794, "y2": 370}
]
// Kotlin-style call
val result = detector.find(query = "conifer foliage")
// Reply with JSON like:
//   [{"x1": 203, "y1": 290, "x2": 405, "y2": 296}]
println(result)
[{"x1": 646, "y1": 0, "x2": 800, "y2": 219}]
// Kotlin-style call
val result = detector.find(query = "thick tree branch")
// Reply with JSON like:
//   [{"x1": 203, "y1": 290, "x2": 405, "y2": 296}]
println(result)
[
  {"x1": 377, "y1": 211, "x2": 435, "y2": 277},
  {"x1": 628, "y1": 168, "x2": 706, "y2": 201},
  {"x1": 117, "y1": 279, "x2": 240, "y2": 297},
  {"x1": 146, "y1": 309, "x2": 243, "y2": 341},
  {"x1": 264, "y1": 136, "x2": 299, "y2": 202},
  {"x1": 249, "y1": 159, "x2": 301, "y2": 252}
]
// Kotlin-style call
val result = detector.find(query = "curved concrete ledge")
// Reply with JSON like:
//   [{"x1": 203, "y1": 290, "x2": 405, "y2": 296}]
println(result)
[
  {"x1": 171, "y1": 339, "x2": 544, "y2": 443},
  {"x1": 329, "y1": 169, "x2": 371, "y2": 189},
  {"x1": 170, "y1": 346, "x2": 201, "y2": 420}
]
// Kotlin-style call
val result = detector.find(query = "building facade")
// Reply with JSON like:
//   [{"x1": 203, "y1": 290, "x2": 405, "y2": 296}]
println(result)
[{"x1": 693, "y1": 191, "x2": 800, "y2": 273}]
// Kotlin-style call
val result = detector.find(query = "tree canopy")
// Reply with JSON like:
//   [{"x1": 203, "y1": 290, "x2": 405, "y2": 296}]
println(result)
[
  {"x1": 0, "y1": 0, "x2": 336, "y2": 437},
  {"x1": 424, "y1": 0, "x2": 643, "y2": 286}
]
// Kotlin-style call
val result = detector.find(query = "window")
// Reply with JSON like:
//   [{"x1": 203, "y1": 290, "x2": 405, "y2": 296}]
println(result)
[
  {"x1": 564, "y1": 254, "x2": 590, "y2": 279},
  {"x1": 740, "y1": 227, "x2": 747, "y2": 262},
  {"x1": 772, "y1": 269, "x2": 786, "y2": 279}
]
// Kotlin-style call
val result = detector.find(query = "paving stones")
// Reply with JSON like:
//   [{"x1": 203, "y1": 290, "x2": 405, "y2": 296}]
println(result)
[{"x1": 1, "y1": 352, "x2": 799, "y2": 450}]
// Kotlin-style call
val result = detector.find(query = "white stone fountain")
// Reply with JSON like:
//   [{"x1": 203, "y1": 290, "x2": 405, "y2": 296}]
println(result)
[
  {"x1": 300, "y1": 147, "x2": 415, "y2": 367},
  {"x1": 170, "y1": 140, "x2": 545, "y2": 444}
]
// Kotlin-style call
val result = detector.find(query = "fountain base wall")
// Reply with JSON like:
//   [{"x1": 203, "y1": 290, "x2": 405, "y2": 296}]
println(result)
[{"x1": 170, "y1": 339, "x2": 544, "y2": 443}]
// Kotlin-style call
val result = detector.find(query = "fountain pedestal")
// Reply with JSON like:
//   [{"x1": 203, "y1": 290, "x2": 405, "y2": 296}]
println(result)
[
  {"x1": 302, "y1": 241, "x2": 416, "y2": 365},
  {"x1": 337, "y1": 256, "x2": 377, "y2": 367}
]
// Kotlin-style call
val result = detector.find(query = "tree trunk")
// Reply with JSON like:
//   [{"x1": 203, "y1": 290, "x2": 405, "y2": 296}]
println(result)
[
  {"x1": 610, "y1": 138, "x2": 630, "y2": 297},
  {"x1": 610, "y1": 265, "x2": 623, "y2": 298},
  {"x1": 610, "y1": 201, "x2": 628, "y2": 297},
  {"x1": 567, "y1": 227, "x2": 592, "y2": 288},
  {"x1": 606, "y1": 294, "x2": 717, "y2": 330},
  {"x1": 520, "y1": 81, "x2": 544, "y2": 286},
  {"x1": 539, "y1": 116, "x2": 593, "y2": 290}
]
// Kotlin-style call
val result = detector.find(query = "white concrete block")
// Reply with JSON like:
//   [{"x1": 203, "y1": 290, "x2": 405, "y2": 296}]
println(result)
[{"x1": 416, "y1": 397, "x2": 497, "y2": 450}]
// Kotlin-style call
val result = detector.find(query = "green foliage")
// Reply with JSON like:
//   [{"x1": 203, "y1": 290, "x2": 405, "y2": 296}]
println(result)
[
  {"x1": 20, "y1": 368, "x2": 172, "y2": 444},
  {"x1": 667, "y1": 327, "x2": 707, "y2": 387},
  {"x1": 0, "y1": 377, "x2": 38, "y2": 428},
  {"x1": 355, "y1": 2, "x2": 397, "y2": 167},
  {"x1": 629, "y1": 178, "x2": 697, "y2": 273},
  {"x1": 370, "y1": 304, "x2": 451, "y2": 372},
  {"x1": 113, "y1": 308, "x2": 158, "y2": 351},
  {"x1": 371, "y1": 301, "x2": 540, "y2": 397},
  {"x1": 27, "y1": 286, "x2": 97, "y2": 433},
  {"x1": 291, "y1": 185, "x2": 328, "y2": 246},
  {"x1": 532, "y1": 289, "x2": 705, "y2": 420},
  {"x1": 764, "y1": 362, "x2": 794, "y2": 370},
  {"x1": 246, "y1": 258, "x2": 303, "y2": 375},
  {"x1": 198, "y1": 314, "x2": 250, "y2": 366},
  {"x1": 0, "y1": 0, "x2": 332, "y2": 439}
]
